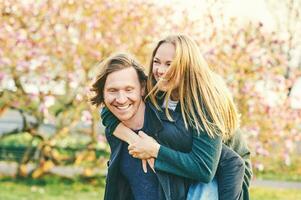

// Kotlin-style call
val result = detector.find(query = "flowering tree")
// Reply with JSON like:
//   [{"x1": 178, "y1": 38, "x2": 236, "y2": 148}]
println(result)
[
  {"x1": 1, "y1": 0, "x2": 300, "y2": 179},
  {"x1": 189, "y1": 1, "x2": 301, "y2": 176},
  {"x1": 0, "y1": 0, "x2": 179, "y2": 178},
  {"x1": 207, "y1": 21, "x2": 301, "y2": 174}
]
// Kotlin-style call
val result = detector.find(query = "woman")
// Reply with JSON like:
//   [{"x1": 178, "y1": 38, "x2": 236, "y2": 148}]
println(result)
[{"x1": 102, "y1": 35, "x2": 252, "y2": 200}]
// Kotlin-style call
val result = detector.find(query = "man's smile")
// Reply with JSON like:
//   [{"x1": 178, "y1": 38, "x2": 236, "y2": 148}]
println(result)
[{"x1": 115, "y1": 104, "x2": 132, "y2": 111}]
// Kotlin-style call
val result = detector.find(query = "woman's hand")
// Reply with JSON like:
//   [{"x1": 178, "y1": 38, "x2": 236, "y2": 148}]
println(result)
[{"x1": 128, "y1": 131, "x2": 160, "y2": 159}]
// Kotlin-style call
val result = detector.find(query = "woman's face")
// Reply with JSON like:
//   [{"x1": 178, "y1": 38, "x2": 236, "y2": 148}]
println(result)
[{"x1": 152, "y1": 42, "x2": 176, "y2": 91}]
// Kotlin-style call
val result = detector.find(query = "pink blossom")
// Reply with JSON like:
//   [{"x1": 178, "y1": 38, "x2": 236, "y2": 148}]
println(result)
[
  {"x1": 44, "y1": 96, "x2": 55, "y2": 108},
  {"x1": 76, "y1": 94, "x2": 83, "y2": 101},
  {"x1": 81, "y1": 110, "x2": 92, "y2": 125},
  {"x1": 284, "y1": 139, "x2": 294, "y2": 152},
  {"x1": 255, "y1": 162, "x2": 264, "y2": 171},
  {"x1": 0, "y1": 72, "x2": 5, "y2": 82},
  {"x1": 255, "y1": 145, "x2": 270, "y2": 157},
  {"x1": 283, "y1": 153, "x2": 291, "y2": 166},
  {"x1": 98, "y1": 134, "x2": 107, "y2": 143},
  {"x1": 38, "y1": 104, "x2": 47, "y2": 113}
]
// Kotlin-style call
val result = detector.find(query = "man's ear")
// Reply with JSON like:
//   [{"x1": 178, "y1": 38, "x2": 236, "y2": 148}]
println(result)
[
  {"x1": 141, "y1": 86, "x2": 146, "y2": 96},
  {"x1": 141, "y1": 82, "x2": 146, "y2": 96}
]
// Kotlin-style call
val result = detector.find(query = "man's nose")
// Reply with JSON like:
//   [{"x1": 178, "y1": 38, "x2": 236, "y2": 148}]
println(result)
[{"x1": 115, "y1": 92, "x2": 127, "y2": 104}]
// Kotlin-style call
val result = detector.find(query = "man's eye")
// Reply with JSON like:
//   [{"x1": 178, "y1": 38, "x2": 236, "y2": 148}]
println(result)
[
  {"x1": 153, "y1": 60, "x2": 159, "y2": 64},
  {"x1": 108, "y1": 89, "x2": 117, "y2": 92},
  {"x1": 125, "y1": 88, "x2": 133, "y2": 92}
]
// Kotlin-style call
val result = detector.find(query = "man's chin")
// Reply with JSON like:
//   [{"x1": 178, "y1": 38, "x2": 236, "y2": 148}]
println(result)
[{"x1": 114, "y1": 114, "x2": 131, "y2": 122}]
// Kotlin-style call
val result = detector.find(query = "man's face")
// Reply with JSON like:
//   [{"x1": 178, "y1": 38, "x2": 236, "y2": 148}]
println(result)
[{"x1": 104, "y1": 67, "x2": 145, "y2": 124}]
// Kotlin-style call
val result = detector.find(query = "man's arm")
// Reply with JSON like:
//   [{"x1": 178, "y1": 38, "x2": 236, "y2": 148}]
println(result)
[{"x1": 101, "y1": 107, "x2": 119, "y2": 135}]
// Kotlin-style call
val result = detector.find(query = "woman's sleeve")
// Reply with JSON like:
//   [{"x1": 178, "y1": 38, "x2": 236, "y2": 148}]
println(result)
[
  {"x1": 100, "y1": 107, "x2": 120, "y2": 136},
  {"x1": 155, "y1": 130, "x2": 222, "y2": 183}
]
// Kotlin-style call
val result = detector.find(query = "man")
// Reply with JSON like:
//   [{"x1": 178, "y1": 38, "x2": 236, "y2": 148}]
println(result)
[{"x1": 90, "y1": 53, "x2": 193, "y2": 200}]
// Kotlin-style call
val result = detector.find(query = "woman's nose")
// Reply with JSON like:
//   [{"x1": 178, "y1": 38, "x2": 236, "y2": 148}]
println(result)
[{"x1": 157, "y1": 67, "x2": 166, "y2": 76}]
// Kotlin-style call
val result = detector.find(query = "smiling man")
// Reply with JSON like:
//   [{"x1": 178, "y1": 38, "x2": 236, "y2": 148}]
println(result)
[
  {"x1": 103, "y1": 66, "x2": 146, "y2": 130},
  {"x1": 90, "y1": 53, "x2": 164, "y2": 200}
]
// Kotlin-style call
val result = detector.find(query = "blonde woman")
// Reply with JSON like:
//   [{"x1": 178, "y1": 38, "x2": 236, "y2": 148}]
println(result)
[{"x1": 101, "y1": 35, "x2": 252, "y2": 200}]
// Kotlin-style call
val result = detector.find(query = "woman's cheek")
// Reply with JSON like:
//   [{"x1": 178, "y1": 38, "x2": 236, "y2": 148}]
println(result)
[{"x1": 152, "y1": 67, "x2": 157, "y2": 80}]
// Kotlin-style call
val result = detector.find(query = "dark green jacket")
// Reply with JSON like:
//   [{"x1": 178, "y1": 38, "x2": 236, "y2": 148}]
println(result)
[{"x1": 155, "y1": 93, "x2": 252, "y2": 200}]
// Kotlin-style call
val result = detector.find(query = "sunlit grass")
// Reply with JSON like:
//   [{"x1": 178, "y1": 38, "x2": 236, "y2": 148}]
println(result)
[
  {"x1": 0, "y1": 176, "x2": 105, "y2": 200},
  {"x1": 250, "y1": 186, "x2": 301, "y2": 200}
]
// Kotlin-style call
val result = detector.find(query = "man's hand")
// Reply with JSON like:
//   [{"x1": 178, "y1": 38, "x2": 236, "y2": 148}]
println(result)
[
  {"x1": 128, "y1": 131, "x2": 160, "y2": 159},
  {"x1": 142, "y1": 158, "x2": 156, "y2": 173}
]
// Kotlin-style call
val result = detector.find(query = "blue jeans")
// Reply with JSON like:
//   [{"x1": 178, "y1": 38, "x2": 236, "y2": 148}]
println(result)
[{"x1": 187, "y1": 177, "x2": 218, "y2": 200}]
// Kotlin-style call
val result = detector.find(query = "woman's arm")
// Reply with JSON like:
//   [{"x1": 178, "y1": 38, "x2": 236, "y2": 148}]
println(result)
[
  {"x1": 129, "y1": 130, "x2": 222, "y2": 182},
  {"x1": 114, "y1": 123, "x2": 141, "y2": 145},
  {"x1": 102, "y1": 107, "x2": 222, "y2": 182}
]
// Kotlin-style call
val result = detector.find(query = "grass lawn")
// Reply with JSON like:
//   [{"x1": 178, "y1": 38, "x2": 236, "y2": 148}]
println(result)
[
  {"x1": 0, "y1": 176, "x2": 105, "y2": 200},
  {"x1": 1, "y1": 176, "x2": 301, "y2": 200},
  {"x1": 250, "y1": 186, "x2": 301, "y2": 200}
]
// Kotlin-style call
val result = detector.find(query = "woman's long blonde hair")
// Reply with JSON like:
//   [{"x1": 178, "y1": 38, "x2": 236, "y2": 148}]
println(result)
[{"x1": 147, "y1": 34, "x2": 240, "y2": 140}]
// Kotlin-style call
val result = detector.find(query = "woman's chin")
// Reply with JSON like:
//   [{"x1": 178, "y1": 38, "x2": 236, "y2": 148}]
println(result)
[{"x1": 157, "y1": 86, "x2": 168, "y2": 92}]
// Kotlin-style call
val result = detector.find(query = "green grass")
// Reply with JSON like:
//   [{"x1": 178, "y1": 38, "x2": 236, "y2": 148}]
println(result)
[
  {"x1": 1, "y1": 176, "x2": 301, "y2": 200},
  {"x1": 0, "y1": 176, "x2": 105, "y2": 200},
  {"x1": 255, "y1": 170, "x2": 301, "y2": 182},
  {"x1": 250, "y1": 186, "x2": 301, "y2": 200},
  {"x1": 253, "y1": 155, "x2": 301, "y2": 182}
]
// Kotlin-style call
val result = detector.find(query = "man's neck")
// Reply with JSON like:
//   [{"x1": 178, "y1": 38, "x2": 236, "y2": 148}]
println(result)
[{"x1": 122, "y1": 102, "x2": 146, "y2": 130}]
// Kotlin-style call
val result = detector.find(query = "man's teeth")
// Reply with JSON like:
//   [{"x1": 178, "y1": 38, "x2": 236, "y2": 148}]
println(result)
[{"x1": 117, "y1": 105, "x2": 130, "y2": 110}]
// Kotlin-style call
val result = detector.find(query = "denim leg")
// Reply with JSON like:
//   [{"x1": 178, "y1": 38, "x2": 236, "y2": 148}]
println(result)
[{"x1": 187, "y1": 177, "x2": 218, "y2": 200}]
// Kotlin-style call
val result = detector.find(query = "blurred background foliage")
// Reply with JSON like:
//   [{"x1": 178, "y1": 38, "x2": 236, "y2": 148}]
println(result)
[{"x1": 0, "y1": 0, "x2": 301, "y2": 183}]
